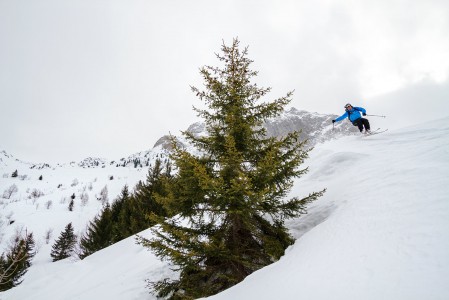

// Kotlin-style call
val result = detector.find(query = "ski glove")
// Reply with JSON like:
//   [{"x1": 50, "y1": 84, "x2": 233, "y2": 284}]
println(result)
[
  {"x1": 363, "y1": 113, "x2": 366, "y2": 116},
  {"x1": 332, "y1": 120, "x2": 336, "y2": 123}
]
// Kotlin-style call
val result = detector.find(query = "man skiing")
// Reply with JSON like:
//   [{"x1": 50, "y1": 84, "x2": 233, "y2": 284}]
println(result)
[{"x1": 332, "y1": 103, "x2": 371, "y2": 134}]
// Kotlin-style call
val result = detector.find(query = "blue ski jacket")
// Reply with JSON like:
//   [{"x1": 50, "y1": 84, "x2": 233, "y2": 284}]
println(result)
[{"x1": 335, "y1": 106, "x2": 367, "y2": 123}]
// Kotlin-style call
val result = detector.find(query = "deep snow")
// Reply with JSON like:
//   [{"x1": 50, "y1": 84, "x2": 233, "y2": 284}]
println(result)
[{"x1": 1, "y1": 116, "x2": 448, "y2": 300}]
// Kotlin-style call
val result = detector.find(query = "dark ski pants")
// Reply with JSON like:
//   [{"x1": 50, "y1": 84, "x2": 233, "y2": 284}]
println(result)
[{"x1": 352, "y1": 118, "x2": 370, "y2": 132}]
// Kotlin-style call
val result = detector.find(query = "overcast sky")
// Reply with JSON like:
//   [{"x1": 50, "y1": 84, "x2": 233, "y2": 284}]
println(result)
[{"x1": 1, "y1": 0, "x2": 448, "y2": 164}]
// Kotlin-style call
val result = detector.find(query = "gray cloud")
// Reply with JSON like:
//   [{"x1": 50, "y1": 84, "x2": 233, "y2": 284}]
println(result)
[
  {"x1": 366, "y1": 76, "x2": 449, "y2": 130},
  {"x1": 0, "y1": 0, "x2": 448, "y2": 163}
]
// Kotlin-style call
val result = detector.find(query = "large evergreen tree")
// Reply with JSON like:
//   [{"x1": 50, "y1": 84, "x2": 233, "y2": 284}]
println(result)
[
  {"x1": 138, "y1": 39, "x2": 325, "y2": 299},
  {"x1": 50, "y1": 223, "x2": 77, "y2": 262}
]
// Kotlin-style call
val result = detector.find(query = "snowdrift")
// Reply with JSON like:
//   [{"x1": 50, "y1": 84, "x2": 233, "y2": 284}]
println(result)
[{"x1": 1, "y1": 117, "x2": 448, "y2": 300}]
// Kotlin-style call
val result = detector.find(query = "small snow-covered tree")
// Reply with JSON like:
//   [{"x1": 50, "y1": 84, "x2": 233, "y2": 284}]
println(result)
[
  {"x1": 68, "y1": 199, "x2": 74, "y2": 211},
  {"x1": 11, "y1": 170, "x2": 18, "y2": 178}
]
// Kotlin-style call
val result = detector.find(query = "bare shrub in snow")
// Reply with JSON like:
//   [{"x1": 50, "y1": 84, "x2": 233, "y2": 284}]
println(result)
[
  {"x1": 60, "y1": 196, "x2": 67, "y2": 204},
  {"x1": 5, "y1": 212, "x2": 14, "y2": 225},
  {"x1": 80, "y1": 192, "x2": 89, "y2": 206},
  {"x1": 44, "y1": 228, "x2": 53, "y2": 244},
  {"x1": 2, "y1": 173, "x2": 9, "y2": 178},
  {"x1": 87, "y1": 182, "x2": 93, "y2": 191},
  {"x1": 19, "y1": 174, "x2": 28, "y2": 180},
  {"x1": 98, "y1": 185, "x2": 108, "y2": 205},
  {"x1": 0, "y1": 216, "x2": 4, "y2": 243},
  {"x1": 45, "y1": 200, "x2": 53, "y2": 209},
  {"x1": 2, "y1": 184, "x2": 18, "y2": 199},
  {"x1": 29, "y1": 189, "x2": 44, "y2": 199},
  {"x1": 71, "y1": 179, "x2": 79, "y2": 187}
]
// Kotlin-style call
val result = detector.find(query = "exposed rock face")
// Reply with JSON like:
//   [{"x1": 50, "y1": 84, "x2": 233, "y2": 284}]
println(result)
[
  {"x1": 186, "y1": 122, "x2": 206, "y2": 137},
  {"x1": 153, "y1": 135, "x2": 174, "y2": 151},
  {"x1": 153, "y1": 135, "x2": 186, "y2": 152},
  {"x1": 153, "y1": 108, "x2": 358, "y2": 154},
  {"x1": 263, "y1": 107, "x2": 358, "y2": 146},
  {"x1": 77, "y1": 157, "x2": 107, "y2": 168}
]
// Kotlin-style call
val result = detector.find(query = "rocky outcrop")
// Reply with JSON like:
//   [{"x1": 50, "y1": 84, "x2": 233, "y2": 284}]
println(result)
[{"x1": 263, "y1": 107, "x2": 358, "y2": 146}]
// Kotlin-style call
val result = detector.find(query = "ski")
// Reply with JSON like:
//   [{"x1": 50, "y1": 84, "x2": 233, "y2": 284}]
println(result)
[{"x1": 362, "y1": 128, "x2": 388, "y2": 137}]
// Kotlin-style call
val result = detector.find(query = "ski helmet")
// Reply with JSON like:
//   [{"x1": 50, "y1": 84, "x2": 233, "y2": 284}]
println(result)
[{"x1": 344, "y1": 103, "x2": 352, "y2": 109}]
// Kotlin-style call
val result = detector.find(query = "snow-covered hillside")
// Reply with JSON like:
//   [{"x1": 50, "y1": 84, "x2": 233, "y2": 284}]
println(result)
[
  {"x1": 0, "y1": 154, "x2": 144, "y2": 253},
  {"x1": 207, "y1": 117, "x2": 449, "y2": 300},
  {"x1": 0, "y1": 141, "x2": 171, "y2": 255},
  {"x1": 1, "y1": 117, "x2": 448, "y2": 300}
]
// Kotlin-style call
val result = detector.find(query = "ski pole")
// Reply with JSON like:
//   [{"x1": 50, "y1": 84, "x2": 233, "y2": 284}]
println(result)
[{"x1": 366, "y1": 114, "x2": 386, "y2": 118}]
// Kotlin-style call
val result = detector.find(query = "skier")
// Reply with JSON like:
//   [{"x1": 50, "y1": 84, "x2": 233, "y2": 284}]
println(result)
[{"x1": 332, "y1": 103, "x2": 371, "y2": 134}]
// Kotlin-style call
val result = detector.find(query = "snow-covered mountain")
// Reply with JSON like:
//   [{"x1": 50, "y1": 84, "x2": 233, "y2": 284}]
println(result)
[
  {"x1": 2, "y1": 114, "x2": 447, "y2": 300},
  {"x1": 1, "y1": 108, "x2": 351, "y2": 174},
  {"x1": 0, "y1": 108, "x2": 346, "y2": 259},
  {"x1": 264, "y1": 107, "x2": 358, "y2": 143},
  {"x1": 151, "y1": 108, "x2": 356, "y2": 154}
]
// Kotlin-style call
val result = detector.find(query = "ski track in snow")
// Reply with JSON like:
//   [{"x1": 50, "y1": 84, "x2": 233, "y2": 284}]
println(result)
[{"x1": 1, "y1": 117, "x2": 449, "y2": 300}]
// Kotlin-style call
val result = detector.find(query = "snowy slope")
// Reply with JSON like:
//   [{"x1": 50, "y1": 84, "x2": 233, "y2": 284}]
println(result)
[
  {"x1": 0, "y1": 141, "x2": 172, "y2": 255},
  {"x1": 0, "y1": 154, "x2": 147, "y2": 254},
  {"x1": 207, "y1": 117, "x2": 449, "y2": 300},
  {"x1": 1, "y1": 117, "x2": 449, "y2": 300}
]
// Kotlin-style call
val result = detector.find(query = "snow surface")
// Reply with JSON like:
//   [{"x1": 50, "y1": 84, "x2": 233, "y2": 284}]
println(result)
[
  {"x1": 0, "y1": 161, "x2": 146, "y2": 253},
  {"x1": 1, "y1": 117, "x2": 449, "y2": 300}
]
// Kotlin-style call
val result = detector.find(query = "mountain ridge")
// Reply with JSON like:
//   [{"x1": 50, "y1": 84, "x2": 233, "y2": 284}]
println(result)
[{"x1": 1, "y1": 108, "x2": 355, "y2": 170}]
